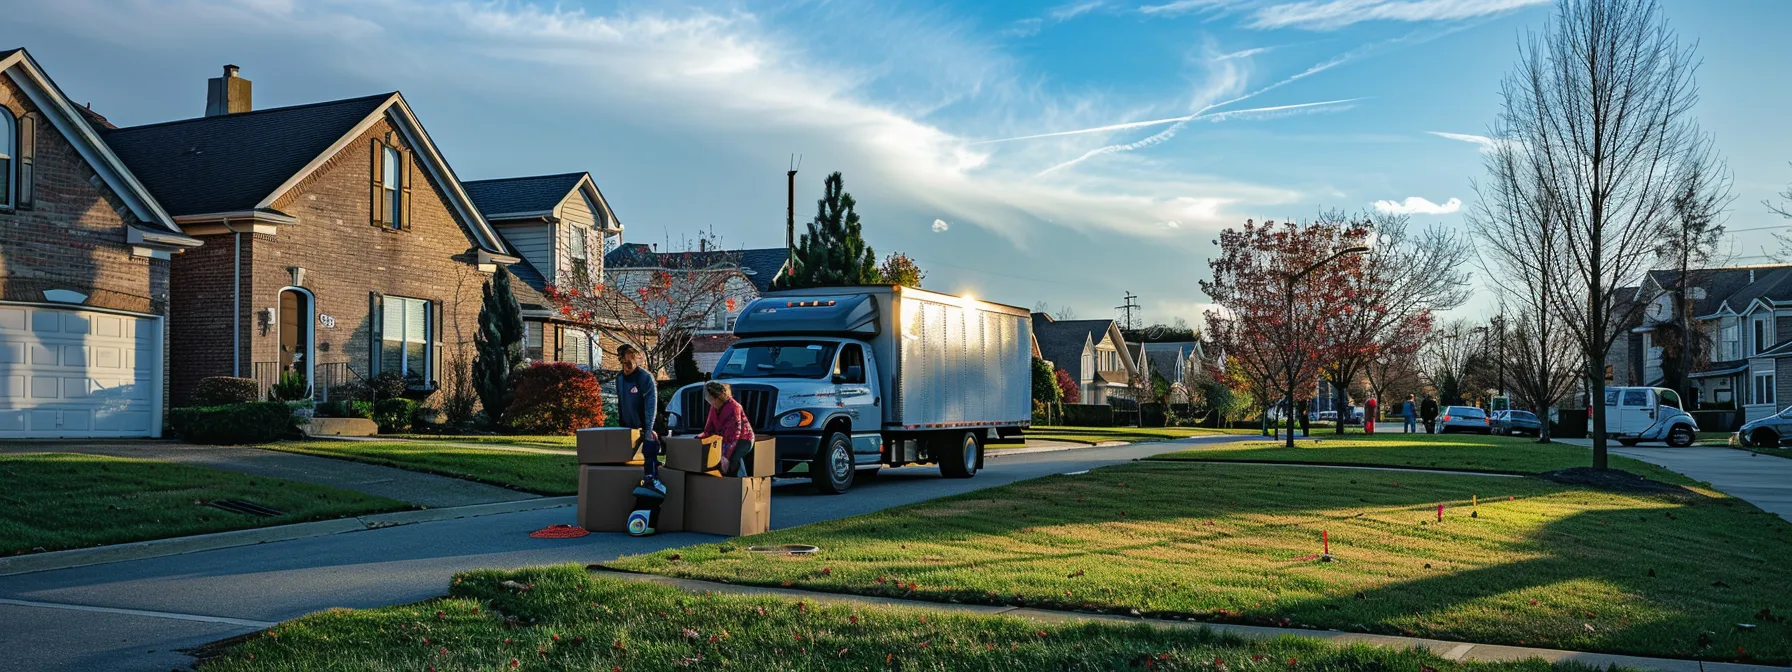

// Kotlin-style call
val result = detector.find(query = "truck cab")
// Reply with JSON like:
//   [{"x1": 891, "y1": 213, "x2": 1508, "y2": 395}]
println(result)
[
  {"x1": 1601, "y1": 386, "x2": 1698, "y2": 447},
  {"x1": 665, "y1": 286, "x2": 1033, "y2": 494}
]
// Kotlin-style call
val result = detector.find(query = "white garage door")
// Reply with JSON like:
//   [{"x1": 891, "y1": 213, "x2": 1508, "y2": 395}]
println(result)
[{"x1": 0, "y1": 304, "x2": 161, "y2": 438}]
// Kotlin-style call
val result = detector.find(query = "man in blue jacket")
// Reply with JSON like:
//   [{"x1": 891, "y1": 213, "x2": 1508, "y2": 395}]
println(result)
[{"x1": 615, "y1": 344, "x2": 662, "y2": 492}]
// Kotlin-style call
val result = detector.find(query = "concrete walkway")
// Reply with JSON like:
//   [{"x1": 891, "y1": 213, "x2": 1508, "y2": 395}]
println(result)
[
  {"x1": 1552, "y1": 440, "x2": 1792, "y2": 522},
  {"x1": 589, "y1": 570, "x2": 1788, "y2": 672},
  {"x1": 0, "y1": 441, "x2": 533, "y2": 508}
]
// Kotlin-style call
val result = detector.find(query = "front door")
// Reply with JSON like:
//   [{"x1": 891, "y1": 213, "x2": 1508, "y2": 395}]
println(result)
[
  {"x1": 832, "y1": 343, "x2": 879, "y2": 461},
  {"x1": 279, "y1": 289, "x2": 313, "y2": 385}
]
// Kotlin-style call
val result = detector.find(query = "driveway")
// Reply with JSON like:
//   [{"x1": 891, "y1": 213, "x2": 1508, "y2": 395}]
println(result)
[
  {"x1": 1554, "y1": 440, "x2": 1792, "y2": 523},
  {"x1": 0, "y1": 434, "x2": 1250, "y2": 672},
  {"x1": 0, "y1": 440, "x2": 532, "y2": 508}
]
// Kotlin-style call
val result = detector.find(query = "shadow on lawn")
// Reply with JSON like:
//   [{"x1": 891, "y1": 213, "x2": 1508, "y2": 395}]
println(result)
[{"x1": 622, "y1": 461, "x2": 1792, "y2": 663}]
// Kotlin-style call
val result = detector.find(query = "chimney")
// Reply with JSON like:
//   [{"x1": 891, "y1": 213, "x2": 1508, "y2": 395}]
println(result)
[{"x1": 205, "y1": 65, "x2": 252, "y2": 116}]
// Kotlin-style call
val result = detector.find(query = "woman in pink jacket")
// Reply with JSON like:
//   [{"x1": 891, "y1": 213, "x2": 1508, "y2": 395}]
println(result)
[{"x1": 697, "y1": 381, "x2": 757, "y2": 476}]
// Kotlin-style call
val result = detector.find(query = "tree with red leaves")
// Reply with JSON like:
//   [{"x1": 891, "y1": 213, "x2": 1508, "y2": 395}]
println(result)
[
  {"x1": 1054, "y1": 368, "x2": 1080, "y2": 404},
  {"x1": 1202, "y1": 219, "x2": 1356, "y2": 446}
]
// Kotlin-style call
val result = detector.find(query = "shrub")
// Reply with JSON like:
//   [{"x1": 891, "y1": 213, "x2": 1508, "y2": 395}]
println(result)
[
  {"x1": 193, "y1": 377, "x2": 260, "y2": 406},
  {"x1": 1054, "y1": 368, "x2": 1080, "y2": 404},
  {"x1": 167, "y1": 402, "x2": 293, "y2": 444},
  {"x1": 373, "y1": 398, "x2": 419, "y2": 433},
  {"x1": 369, "y1": 372, "x2": 409, "y2": 399},
  {"x1": 507, "y1": 362, "x2": 606, "y2": 434},
  {"x1": 328, "y1": 380, "x2": 373, "y2": 403},
  {"x1": 269, "y1": 371, "x2": 309, "y2": 402},
  {"x1": 1059, "y1": 403, "x2": 1114, "y2": 427}
]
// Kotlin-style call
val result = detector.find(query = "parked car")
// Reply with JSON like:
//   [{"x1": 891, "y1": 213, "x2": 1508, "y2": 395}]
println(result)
[
  {"x1": 1314, "y1": 410, "x2": 1338, "y2": 423},
  {"x1": 1438, "y1": 406, "x2": 1492, "y2": 434},
  {"x1": 1600, "y1": 386, "x2": 1698, "y2": 447},
  {"x1": 665, "y1": 286, "x2": 1032, "y2": 494},
  {"x1": 1491, "y1": 410, "x2": 1543, "y2": 437},
  {"x1": 1733, "y1": 406, "x2": 1792, "y2": 448}
]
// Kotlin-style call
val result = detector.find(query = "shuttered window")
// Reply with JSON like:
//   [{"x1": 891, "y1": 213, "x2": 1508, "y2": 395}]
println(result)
[
  {"x1": 14, "y1": 112, "x2": 32, "y2": 209},
  {"x1": 379, "y1": 296, "x2": 432, "y2": 382},
  {"x1": 0, "y1": 108, "x2": 11, "y2": 208},
  {"x1": 565, "y1": 329, "x2": 590, "y2": 368},
  {"x1": 370, "y1": 139, "x2": 413, "y2": 230},
  {"x1": 525, "y1": 321, "x2": 544, "y2": 361}
]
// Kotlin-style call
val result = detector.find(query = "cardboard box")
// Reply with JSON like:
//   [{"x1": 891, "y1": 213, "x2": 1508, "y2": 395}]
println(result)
[
  {"x1": 576, "y1": 428, "x2": 642, "y2": 465},
  {"x1": 577, "y1": 464, "x2": 684, "y2": 533},
  {"x1": 664, "y1": 436, "x2": 723, "y2": 474},
  {"x1": 657, "y1": 467, "x2": 687, "y2": 532},
  {"x1": 683, "y1": 474, "x2": 771, "y2": 537},
  {"x1": 666, "y1": 436, "x2": 778, "y2": 477}
]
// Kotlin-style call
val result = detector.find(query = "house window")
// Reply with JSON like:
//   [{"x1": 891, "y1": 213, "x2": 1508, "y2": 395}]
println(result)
[
  {"x1": 1721, "y1": 323, "x2": 1739, "y2": 360},
  {"x1": 0, "y1": 108, "x2": 11, "y2": 208},
  {"x1": 1753, "y1": 371, "x2": 1777, "y2": 406},
  {"x1": 380, "y1": 296, "x2": 432, "y2": 382},
  {"x1": 564, "y1": 329, "x2": 590, "y2": 368},
  {"x1": 568, "y1": 225, "x2": 588, "y2": 261},
  {"x1": 381, "y1": 146, "x2": 402, "y2": 228},
  {"x1": 525, "y1": 322, "x2": 544, "y2": 361}
]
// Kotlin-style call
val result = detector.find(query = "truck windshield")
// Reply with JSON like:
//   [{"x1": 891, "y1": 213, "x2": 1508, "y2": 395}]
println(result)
[{"x1": 714, "y1": 341, "x2": 839, "y2": 380}]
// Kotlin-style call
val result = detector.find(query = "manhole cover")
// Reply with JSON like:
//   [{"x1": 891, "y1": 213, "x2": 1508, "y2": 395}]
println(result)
[
  {"x1": 747, "y1": 544, "x2": 820, "y2": 555},
  {"x1": 207, "y1": 499, "x2": 284, "y2": 517}
]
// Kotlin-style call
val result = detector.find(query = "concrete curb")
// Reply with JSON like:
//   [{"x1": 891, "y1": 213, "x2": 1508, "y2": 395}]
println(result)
[
  {"x1": 586, "y1": 570, "x2": 1787, "y2": 672},
  {"x1": 0, "y1": 496, "x2": 575, "y2": 577}
]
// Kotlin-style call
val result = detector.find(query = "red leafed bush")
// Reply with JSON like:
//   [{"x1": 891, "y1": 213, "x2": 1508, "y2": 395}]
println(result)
[
  {"x1": 506, "y1": 362, "x2": 606, "y2": 434},
  {"x1": 1055, "y1": 368, "x2": 1081, "y2": 404}
]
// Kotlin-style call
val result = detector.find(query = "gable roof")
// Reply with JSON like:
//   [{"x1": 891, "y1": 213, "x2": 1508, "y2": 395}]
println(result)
[
  {"x1": 604, "y1": 244, "x2": 787, "y2": 293},
  {"x1": 0, "y1": 48, "x2": 186, "y2": 238},
  {"x1": 464, "y1": 172, "x2": 587, "y2": 219},
  {"x1": 102, "y1": 94, "x2": 391, "y2": 217},
  {"x1": 99, "y1": 91, "x2": 510, "y2": 256},
  {"x1": 1031, "y1": 313, "x2": 1122, "y2": 378}
]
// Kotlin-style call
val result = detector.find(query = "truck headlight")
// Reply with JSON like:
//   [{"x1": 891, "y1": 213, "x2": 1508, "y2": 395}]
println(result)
[{"x1": 779, "y1": 410, "x2": 814, "y2": 428}]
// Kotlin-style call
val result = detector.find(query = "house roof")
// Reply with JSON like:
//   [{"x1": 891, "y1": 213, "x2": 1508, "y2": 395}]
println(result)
[
  {"x1": 1030, "y1": 313, "x2": 1121, "y2": 378},
  {"x1": 604, "y1": 243, "x2": 787, "y2": 293},
  {"x1": 505, "y1": 258, "x2": 552, "y2": 311},
  {"x1": 101, "y1": 93, "x2": 392, "y2": 216},
  {"x1": 464, "y1": 172, "x2": 586, "y2": 219}
]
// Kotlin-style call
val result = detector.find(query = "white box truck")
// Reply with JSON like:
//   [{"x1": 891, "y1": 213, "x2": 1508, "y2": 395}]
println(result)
[{"x1": 665, "y1": 285, "x2": 1033, "y2": 493}]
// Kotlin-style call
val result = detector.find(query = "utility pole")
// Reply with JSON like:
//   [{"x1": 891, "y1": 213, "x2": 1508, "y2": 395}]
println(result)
[
  {"x1": 785, "y1": 154, "x2": 801, "y2": 269},
  {"x1": 1115, "y1": 291, "x2": 1140, "y2": 333}
]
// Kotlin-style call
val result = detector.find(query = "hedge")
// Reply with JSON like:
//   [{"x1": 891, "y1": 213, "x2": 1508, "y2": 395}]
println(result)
[
  {"x1": 1058, "y1": 404, "x2": 1115, "y2": 427},
  {"x1": 167, "y1": 402, "x2": 293, "y2": 445},
  {"x1": 192, "y1": 377, "x2": 260, "y2": 406}
]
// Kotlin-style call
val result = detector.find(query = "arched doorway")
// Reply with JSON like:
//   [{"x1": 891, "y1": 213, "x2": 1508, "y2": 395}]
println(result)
[{"x1": 278, "y1": 287, "x2": 315, "y2": 395}]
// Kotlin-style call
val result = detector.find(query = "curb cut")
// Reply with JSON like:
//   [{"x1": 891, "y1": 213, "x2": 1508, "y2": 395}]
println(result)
[
  {"x1": 0, "y1": 497, "x2": 575, "y2": 577},
  {"x1": 585, "y1": 570, "x2": 1789, "y2": 672}
]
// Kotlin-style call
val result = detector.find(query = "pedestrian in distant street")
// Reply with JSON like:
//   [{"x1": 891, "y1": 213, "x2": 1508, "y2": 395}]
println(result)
[
  {"x1": 1402, "y1": 394, "x2": 1417, "y2": 433},
  {"x1": 1420, "y1": 397, "x2": 1440, "y2": 434}
]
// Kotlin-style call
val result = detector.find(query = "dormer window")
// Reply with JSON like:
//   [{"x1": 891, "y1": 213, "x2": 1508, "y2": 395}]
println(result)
[
  {"x1": 568, "y1": 225, "x2": 588, "y2": 261},
  {"x1": 370, "y1": 139, "x2": 410, "y2": 230}
]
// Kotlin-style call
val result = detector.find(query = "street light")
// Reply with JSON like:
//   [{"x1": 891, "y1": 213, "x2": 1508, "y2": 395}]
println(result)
[{"x1": 1281, "y1": 245, "x2": 1370, "y2": 448}]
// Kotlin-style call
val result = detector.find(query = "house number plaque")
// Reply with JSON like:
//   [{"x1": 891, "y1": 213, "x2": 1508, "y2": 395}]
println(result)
[{"x1": 318, "y1": 314, "x2": 337, "y2": 329}]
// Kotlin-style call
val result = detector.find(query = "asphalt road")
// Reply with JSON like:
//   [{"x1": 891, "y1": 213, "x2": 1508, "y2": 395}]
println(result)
[{"x1": 0, "y1": 435, "x2": 1245, "y2": 672}]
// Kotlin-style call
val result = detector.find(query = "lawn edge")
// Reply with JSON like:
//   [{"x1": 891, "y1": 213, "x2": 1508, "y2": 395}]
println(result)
[
  {"x1": 256, "y1": 442, "x2": 573, "y2": 495},
  {"x1": 1139, "y1": 456, "x2": 1534, "y2": 476},
  {"x1": 581, "y1": 568, "x2": 1785, "y2": 672}
]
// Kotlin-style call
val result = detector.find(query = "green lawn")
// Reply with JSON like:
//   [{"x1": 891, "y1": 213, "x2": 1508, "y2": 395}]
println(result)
[
  {"x1": 1024, "y1": 426, "x2": 1256, "y2": 445},
  {"x1": 198, "y1": 565, "x2": 1624, "y2": 672},
  {"x1": 0, "y1": 453, "x2": 406, "y2": 555},
  {"x1": 263, "y1": 441, "x2": 578, "y2": 495},
  {"x1": 1152, "y1": 433, "x2": 1693, "y2": 482},
  {"x1": 387, "y1": 434, "x2": 575, "y2": 450},
  {"x1": 611, "y1": 460, "x2": 1792, "y2": 664}
]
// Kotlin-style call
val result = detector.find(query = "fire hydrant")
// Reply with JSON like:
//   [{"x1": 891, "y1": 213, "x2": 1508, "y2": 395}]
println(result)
[{"x1": 1365, "y1": 398, "x2": 1378, "y2": 434}]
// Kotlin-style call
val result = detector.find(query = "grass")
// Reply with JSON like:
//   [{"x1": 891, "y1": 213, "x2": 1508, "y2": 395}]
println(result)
[
  {"x1": 263, "y1": 440, "x2": 578, "y2": 495},
  {"x1": 0, "y1": 453, "x2": 406, "y2": 555},
  {"x1": 612, "y1": 460, "x2": 1792, "y2": 664},
  {"x1": 1025, "y1": 426, "x2": 1256, "y2": 445},
  {"x1": 1152, "y1": 433, "x2": 1694, "y2": 482},
  {"x1": 197, "y1": 565, "x2": 1629, "y2": 672},
  {"x1": 387, "y1": 434, "x2": 575, "y2": 450}
]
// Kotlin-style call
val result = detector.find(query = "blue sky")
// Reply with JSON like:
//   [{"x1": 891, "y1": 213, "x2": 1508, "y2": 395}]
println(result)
[{"x1": 5, "y1": 0, "x2": 1790, "y2": 325}]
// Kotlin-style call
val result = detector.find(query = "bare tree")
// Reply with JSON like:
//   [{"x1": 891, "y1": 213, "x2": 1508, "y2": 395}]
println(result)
[
  {"x1": 1653, "y1": 129, "x2": 1733, "y2": 399},
  {"x1": 1493, "y1": 0, "x2": 1706, "y2": 468},
  {"x1": 547, "y1": 234, "x2": 752, "y2": 378},
  {"x1": 1054, "y1": 305, "x2": 1079, "y2": 321},
  {"x1": 1420, "y1": 319, "x2": 1485, "y2": 406}
]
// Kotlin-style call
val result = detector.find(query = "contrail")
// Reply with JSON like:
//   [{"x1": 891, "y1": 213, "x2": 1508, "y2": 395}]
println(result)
[
  {"x1": 977, "y1": 98, "x2": 1365, "y2": 145},
  {"x1": 1035, "y1": 98, "x2": 1363, "y2": 175}
]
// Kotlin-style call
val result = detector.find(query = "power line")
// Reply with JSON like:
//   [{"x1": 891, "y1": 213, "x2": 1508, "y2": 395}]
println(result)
[{"x1": 1115, "y1": 291, "x2": 1140, "y2": 331}]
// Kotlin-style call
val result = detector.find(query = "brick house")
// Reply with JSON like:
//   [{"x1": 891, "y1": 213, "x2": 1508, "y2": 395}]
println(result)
[
  {"x1": 99, "y1": 66, "x2": 517, "y2": 406},
  {"x1": 463, "y1": 172, "x2": 624, "y2": 368},
  {"x1": 0, "y1": 48, "x2": 201, "y2": 438}
]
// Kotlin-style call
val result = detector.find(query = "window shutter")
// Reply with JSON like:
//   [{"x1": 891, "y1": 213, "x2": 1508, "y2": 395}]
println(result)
[
  {"x1": 369, "y1": 140, "x2": 384, "y2": 227},
  {"x1": 16, "y1": 113, "x2": 33, "y2": 210},
  {"x1": 369, "y1": 292, "x2": 383, "y2": 373},
  {"x1": 432, "y1": 300, "x2": 443, "y2": 385},
  {"x1": 400, "y1": 148, "x2": 414, "y2": 231}
]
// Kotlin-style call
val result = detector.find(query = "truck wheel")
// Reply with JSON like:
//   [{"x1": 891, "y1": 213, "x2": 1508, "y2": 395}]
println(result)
[
  {"x1": 812, "y1": 432, "x2": 855, "y2": 495},
  {"x1": 1617, "y1": 438, "x2": 1639, "y2": 447},
  {"x1": 939, "y1": 431, "x2": 980, "y2": 479},
  {"x1": 1752, "y1": 428, "x2": 1779, "y2": 448},
  {"x1": 1666, "y1": 425, "x2": 1694, "y2": 448}
]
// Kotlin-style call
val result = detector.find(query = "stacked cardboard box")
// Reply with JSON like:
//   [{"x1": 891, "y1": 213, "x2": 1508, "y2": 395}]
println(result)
[
  {"x1": 574, "y1": 428, "x2": 683, "y2": 533},
  {"x1": 662, "y1": 437, "x2": 775, "y2": 536}
]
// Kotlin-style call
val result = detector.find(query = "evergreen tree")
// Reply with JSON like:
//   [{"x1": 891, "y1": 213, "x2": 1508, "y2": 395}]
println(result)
[
  {"x1": 774, "y1": 172, "x2": 879, "y2": 290},
  {"x1": 473, "y1": 267, "x2": 526, "y2": 424}
]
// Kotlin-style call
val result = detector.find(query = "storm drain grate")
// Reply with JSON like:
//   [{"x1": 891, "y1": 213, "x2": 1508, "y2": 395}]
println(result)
[{"x1": 207, "y1": 499, "x2": 285, "y2": 517}]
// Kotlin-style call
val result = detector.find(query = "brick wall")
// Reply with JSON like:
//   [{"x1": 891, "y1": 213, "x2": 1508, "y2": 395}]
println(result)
[{"x1": 170, "y1": 117, "x2": 492, "y2": 405}]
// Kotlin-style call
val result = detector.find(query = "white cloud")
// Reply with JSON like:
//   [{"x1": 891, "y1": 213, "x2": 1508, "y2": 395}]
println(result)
[
  {"x1": 1139, "y1": 0, "x2": 1245, "y2": 17},
  {"x1": 1214, "y1": 46, "x2": 1276, "y2": 60},
  {"x1": 1427, "y1": 130, "x2": 1498, "y2": 152},
  {"x1": 1373, "y1": 196, "x2": 1463, "y2": 215},
  {"x1": 1051, "y1": 1, "x2": 1108, "y2": 21},
  {"x1": 932, "y1": 219, "x2": 950, "y2": 233},
  {"x1": 1246, "y1": 0, "x2": 1550, "y2": 30}
]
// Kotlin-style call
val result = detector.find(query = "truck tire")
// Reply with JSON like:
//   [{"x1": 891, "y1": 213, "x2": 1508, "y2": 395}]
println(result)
[
  {"x1": 1666, "y1": 425, "x2": 1694, "y2": 448},
  {"x1": 1617, "y1": 438, "x2": 1639, "y2": 447},
  {"x1": 1752, "y1": 428, "x2": 1779, "y2": 448},
  {"x1": 812, "y1": 432, "x2": 856, "y2": 495},
  {"x1": 939, "y1": 431, "x2": 980, "y2": 479}
]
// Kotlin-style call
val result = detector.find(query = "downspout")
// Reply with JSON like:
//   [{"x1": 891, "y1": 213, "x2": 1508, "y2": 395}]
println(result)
[{"x1": 222, "y1": 217, "x2": 243, "y2": 377}]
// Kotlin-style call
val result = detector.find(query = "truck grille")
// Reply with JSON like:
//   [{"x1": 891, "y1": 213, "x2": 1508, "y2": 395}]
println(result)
[{"x1": 680, "y1": 384, "x2": 779, "y2": 433}]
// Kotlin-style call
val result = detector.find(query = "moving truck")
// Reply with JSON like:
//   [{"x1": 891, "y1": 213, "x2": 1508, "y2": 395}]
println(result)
[{"x1": 666, "y1": 285, "x2": 1033, "y2": 493}]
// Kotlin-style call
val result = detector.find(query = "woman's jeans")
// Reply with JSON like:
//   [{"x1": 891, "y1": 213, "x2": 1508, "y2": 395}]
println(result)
[{"x1": 725, "y1": 439, "x2": 756, "y2": 477}]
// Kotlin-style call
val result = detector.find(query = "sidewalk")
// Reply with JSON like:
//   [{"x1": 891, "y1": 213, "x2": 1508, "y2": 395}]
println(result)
[
  {"x1": 1554, "y1": 442, "x2": 1792, "y2": 523},
  {"x1": 0, "y1": 441, "x2": 532, "y2": 508},
  {"x1": 589, "y1": 569, "x2": 1789, "y2": 672}
]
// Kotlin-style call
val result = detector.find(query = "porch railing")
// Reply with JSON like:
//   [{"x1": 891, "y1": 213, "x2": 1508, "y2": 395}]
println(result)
[{"x1": 249, "y1": 361, "x2": 359, "y2": 402}]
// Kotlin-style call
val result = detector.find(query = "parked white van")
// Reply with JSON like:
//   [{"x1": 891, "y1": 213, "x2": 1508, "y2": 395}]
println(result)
[{"x1": 1601, "y1": 386, "x2": 1699, "y2": 447}]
